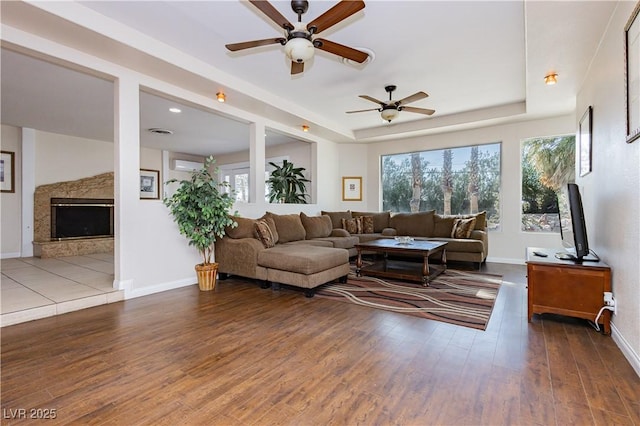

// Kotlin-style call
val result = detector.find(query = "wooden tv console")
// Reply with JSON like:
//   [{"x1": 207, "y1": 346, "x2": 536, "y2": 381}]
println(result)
[{"x1": 526, "y1": 247, "x2": 611, "y2": 334}]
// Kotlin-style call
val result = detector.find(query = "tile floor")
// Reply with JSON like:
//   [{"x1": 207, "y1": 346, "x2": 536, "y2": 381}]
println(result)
[{"x1": 0, "y1": 253, "x2": 123, "y2": 327}]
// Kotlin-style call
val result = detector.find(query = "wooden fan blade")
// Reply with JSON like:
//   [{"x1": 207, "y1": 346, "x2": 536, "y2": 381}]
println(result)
[
  {"x1": 401, "y1": 106, "x2": 436, "y2": 116},
  {"x1": 346, "y1": 108, "x2": 379, "y2": 114},
  {"x1": 249, "y1": 0, "x2": 294, "y2": 30},
  {"x1": 291, "y1": 61, "x2": 304, "y2": 75},
  {"x1": 396, "y1": 91, "x2": 429, "y2": 106},
  {"x1": 359, "y1": 95, "x2": 386, "y2": 105},
  {"x1": 226, "y1": 38, "x2": 285, "y2": 51},
  {"x1": 315, "y1": 38, "x2": 368, "y2": 63},
  {"x1": 307, "y1": 0, "x2": 365, "y2": 34}
]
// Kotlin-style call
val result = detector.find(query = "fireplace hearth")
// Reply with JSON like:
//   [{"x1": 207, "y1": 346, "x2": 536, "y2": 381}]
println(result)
[{"x1": 51, "y1": 198, "x2": 114, "y2": 240}]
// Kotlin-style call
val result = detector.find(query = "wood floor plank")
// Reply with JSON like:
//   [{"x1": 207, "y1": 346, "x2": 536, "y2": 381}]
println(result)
[{"x1": 2, "y1": 263, "x2": 638, "y2": 425}]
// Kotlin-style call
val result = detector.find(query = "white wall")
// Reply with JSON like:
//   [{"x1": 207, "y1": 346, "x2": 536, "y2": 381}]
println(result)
[
  {"x1": 337, "y1": 115, "x2": 575, "y2": 263},
  {"x1": 1, "y1": 125, "x2": 22, "y2": 258},
  {"x1": 576, "y1": 0, "x2": 640, "y2": 375}
]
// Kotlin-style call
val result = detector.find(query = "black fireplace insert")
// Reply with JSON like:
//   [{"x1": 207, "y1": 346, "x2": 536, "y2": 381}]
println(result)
[{"x1": 50, "y1": 198, "x2": 114, "y2": 240}]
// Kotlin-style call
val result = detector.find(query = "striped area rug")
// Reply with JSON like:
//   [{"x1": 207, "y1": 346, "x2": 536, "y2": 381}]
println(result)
[{"x1": 316, "y1": 270, "x2": 502, "y2": 330}]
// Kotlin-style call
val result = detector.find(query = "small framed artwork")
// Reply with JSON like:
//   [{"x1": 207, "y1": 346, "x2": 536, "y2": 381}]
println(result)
[
  {"x1": 140, "y1": 169, "x2": 160, "y2": 199},
  {"x1": 625, "y1": 1, "x2": 640, "y2": 143},
  {"x1": 579, "y1": 106, "x2": 593, "y2": 177},
  {"x1": 342, "y1": 176, "x2": 362, "y2": 201},
  {"x1": 1, "y1": 151, "x2": 15, "y2": 193}
]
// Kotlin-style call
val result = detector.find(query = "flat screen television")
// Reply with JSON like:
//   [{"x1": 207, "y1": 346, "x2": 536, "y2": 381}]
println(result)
[{"x1": 557, "y1": 183, "x2": 596, "y2": 261}]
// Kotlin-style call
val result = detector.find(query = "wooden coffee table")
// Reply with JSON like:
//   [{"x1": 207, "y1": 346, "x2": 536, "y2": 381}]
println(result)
[{"x1": 355, "y1": 239, "x2": 447, "y2": 286}]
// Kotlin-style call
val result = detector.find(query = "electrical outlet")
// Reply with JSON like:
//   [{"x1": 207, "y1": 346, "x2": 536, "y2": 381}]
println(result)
[
  {"x1": 604, "y1": 292, "x2": 617, "y2": 315},
  {"x1": 604, "y1": 292, "x2": 614, "y2": 305}
]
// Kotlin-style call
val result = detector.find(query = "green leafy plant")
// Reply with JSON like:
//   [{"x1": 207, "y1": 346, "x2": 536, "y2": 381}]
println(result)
[
  {"x1": 266, "y1": 159, "x2": 310, "y2": 204},
  {"x1": 164, "y1": 156, "x2": 237, "y2": 265}
]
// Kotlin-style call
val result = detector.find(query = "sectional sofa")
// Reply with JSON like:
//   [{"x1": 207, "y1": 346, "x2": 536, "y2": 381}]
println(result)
[{"x1": 214, "y1": 210, "x2": 488, "y2": 296}]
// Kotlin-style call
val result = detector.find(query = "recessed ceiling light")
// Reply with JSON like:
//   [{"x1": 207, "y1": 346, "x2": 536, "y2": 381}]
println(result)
[
  {"x1": 169, "y1": 107, "x2": 181, "y2": 113},
  {"x1": 216, "y1": 92, "x2": 226, "y2": 103},
  {"x1": 302, "y1": 125, "x2": 309, "y2": 132}
]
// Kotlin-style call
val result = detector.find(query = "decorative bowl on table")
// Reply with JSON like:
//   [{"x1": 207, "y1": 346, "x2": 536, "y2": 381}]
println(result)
[{"x1": 395, "y1": 236, "x2": 414, "y2": 245}]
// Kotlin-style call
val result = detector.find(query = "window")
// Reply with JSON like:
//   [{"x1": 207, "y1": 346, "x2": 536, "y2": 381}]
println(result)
[
  {"x1": 521, "y1": 135, "x2": 575, "y2": 232},
  {"x1": 381, "y1": 143, "x2": 501, "y2": 230},
  {"x1": 218, "y1": 156, "x2": 287, "y2": 203}
]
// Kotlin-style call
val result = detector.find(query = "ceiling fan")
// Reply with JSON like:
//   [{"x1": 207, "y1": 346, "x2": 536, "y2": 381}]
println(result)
[
  {"x1": 346, "y1": 85, "x2": 436, "y2": 122},
  {"x1": 225, "y1": 0, "x2": 369, "y2": 75}
]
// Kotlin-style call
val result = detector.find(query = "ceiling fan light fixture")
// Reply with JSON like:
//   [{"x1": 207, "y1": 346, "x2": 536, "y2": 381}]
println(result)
[
  {"x1": 284, "y1": 37, "x2": 315, "y2": 63},
  {"x1": 381, "y1": 108, "x2": 400, "y2": 122},
  {"x1": 544, "y1": 73, "x2": 558, "y2": 85},
  {"x1": 216, "y1": 92, "x2": 226, "y2": 103}
]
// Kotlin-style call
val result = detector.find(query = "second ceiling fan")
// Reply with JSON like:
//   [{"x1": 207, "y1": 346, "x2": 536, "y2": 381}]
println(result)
[
  {"x1": 346, "y1": 85, "x2": 436, "y2": 122},
  {"x1": 225, "y1": 0, "x2": 369, "y2": 75}
]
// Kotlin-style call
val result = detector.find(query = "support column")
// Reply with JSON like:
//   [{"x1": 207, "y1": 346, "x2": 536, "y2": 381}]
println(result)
[
  {"x1": 113, "y1": 76, "x2": 140, "y2": 291},
  {"x1": 249, "y1": 122, "x2": 266, "y2": 204},
  {"x1": 21, "y1": 128, "x2": 36, "y2": 257}
]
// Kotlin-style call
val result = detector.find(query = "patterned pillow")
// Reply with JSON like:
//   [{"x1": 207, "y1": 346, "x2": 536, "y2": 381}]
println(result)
[
  {"x1": 341, "y1": 217, "x2": 359, "y2": 234},
  {"x1": 360, "y1": 216, "x2": 374, "y2": 234},
  {"x1": 451, "y1": 217, "x2": 477, "y2": 239},
  {"x1": 254, "y1": 219, "x2": 277, "y2": 248}
]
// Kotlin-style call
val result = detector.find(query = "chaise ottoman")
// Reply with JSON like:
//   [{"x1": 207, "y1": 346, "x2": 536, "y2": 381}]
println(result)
[{"x1": 257, "y1": 245, "x2": 350, "y2": 297}]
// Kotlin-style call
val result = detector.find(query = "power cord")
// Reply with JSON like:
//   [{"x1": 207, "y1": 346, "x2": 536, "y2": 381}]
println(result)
[{"x1": 590, "y1": 305, "x2": 614, "y2": 332}]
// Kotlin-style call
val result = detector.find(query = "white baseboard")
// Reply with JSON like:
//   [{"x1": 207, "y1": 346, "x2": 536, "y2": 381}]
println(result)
[
  {"x1": 1, "y1": 252, "x2": 21, "y2": 259},
  {"x1": 124, "y1": 277, "x2": 196, "y2": 300},
  {"x1": 611, "y1": 322, "x2": 640, "y2": 378},
  {"x1": 486, "y1": 256, "x2": 524, "y2": 265}
]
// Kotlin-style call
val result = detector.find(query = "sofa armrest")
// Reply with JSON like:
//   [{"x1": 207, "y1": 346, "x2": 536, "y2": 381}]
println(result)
[
  {"x1": 331, "y1": 228, "x2": 351, "y2": 237},
  {"x1": 214, "y1": 236, "x2": 265, "y2": 275},
  {"x1": 469, "y1": 229, "x2": 488, "y2": 254},
  {"x1": 381, "y1": 228, "x2": 397, "y2": 237}
]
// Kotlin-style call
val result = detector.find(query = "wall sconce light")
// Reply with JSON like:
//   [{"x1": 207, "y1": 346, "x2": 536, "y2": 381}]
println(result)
[
  {"x1": 544, "y1": 73, "x2": 558, "y2": 85},
  {"x1": 302, "y1": 125, "x2": 309, "y2": 132},
  {"x1": 216, "y1": 92, "x2": 226, "y2": 103}
]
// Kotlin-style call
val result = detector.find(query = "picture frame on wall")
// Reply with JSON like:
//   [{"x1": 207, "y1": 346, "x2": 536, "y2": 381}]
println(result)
[
  {"x1": 140, "y1": 169, "x2": 160, "y2": 199},
  {"x1": 1, "y1": 151, "x2": 15, "y2": 193},
  {"x1": 342, "y1": 176, "x2": 362, "y2": 201},
  {"x1": 579, "y1": 106, "x2": 593, "y2": 177},
  {"x1": 624, "y1": 1, "x2": 640, "y2": 143}
]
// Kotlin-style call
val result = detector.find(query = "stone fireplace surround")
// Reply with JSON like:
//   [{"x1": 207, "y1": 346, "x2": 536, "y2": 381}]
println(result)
[{"x1": 33, "y1": 172, "x2": 114, "y2": 258}]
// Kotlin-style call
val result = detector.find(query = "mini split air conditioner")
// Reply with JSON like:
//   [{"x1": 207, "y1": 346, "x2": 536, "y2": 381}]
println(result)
[{"x1": 171, "y1": 159, "x2": 204, "y2": 172}]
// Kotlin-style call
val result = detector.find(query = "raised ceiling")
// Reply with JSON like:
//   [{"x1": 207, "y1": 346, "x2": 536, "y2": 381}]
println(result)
[{"x1": 0, "y1": 1, "x2": 618, "y2": 150}]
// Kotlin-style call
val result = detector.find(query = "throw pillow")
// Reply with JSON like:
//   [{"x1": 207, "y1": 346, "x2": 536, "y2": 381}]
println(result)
[
  {"x1": 321, "y1": 210, "x2": 352, "y2": 229},
  {"x1": 254, "y1": 219, "x2": 276, "y2": 248},
  {"x1": 300, "y1": 212, "x2": 332, "y2": 239},
  {"x1": 341, "y1": 217, "x2": 358, "y2": 234},
  {"x1": 451, "y1": 217, "x2": 477, "y2": 239},
  {"x1": 360, "y1": 216, "x2": 375, "y2": 233}
]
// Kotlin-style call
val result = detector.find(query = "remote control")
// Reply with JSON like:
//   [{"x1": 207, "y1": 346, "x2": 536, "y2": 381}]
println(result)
[{"x1": 533, "y1": 251, "x2": 548, "y2": 257}]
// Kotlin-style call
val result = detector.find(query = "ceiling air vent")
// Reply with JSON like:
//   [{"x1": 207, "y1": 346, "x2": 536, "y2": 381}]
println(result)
[{"x1": 148, "y1": 128, "x2": 173, "y2": 135}]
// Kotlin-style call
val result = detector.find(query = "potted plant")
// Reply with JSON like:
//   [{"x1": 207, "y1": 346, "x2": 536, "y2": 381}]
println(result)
[
  {"x1": 164, "y1": 156, "x2": 237, "y2": 291},
  {"x1": 266, "y1": 159, "x2": 310, "y2": 203}
]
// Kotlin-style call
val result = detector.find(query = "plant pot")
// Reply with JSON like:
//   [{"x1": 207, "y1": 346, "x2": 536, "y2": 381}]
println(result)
[{"x1": 195, "y1": 262, "x2": 218, "y2": 291}]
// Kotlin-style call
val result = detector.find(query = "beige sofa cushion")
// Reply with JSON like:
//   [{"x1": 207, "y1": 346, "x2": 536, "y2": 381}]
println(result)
[
  {"x1": 390, "y1": 211, "x2": 435, "y2": 237},
  {"x1": 433, "y1": 214, "x2": 456, "y2": 237},
  {"x1": 352, "y1": 211, "x2": 390, "y2": 232},
  {"x1": 321, "y1": 210, "x2": 352, "y2": 229},
  {"x1": 457, "y1": 211, "x2": 487, "y2": 230},
  {"x1": 258, "y1": 245, "x2": 348, "y2": 275},
  {"x1": 300, "y1": 213, "x2": 332, "y2": 239},
  {"x1": 266, "y1": 212, "x2": 306, "y2": 243},
  {"x1": 226, "y1": 216, "x2": 257, "y2": 239}
]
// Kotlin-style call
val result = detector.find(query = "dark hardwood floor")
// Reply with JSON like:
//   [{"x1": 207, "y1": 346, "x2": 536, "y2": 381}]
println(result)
[{"x1": 1, "y1": 263, "x2": 638, "y2": 425}]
